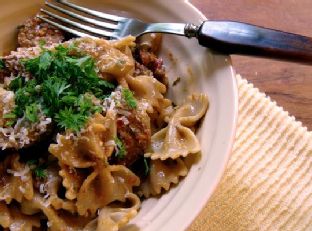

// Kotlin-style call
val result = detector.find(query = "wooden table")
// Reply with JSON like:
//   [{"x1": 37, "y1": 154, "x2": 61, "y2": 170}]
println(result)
[{"x1": 191, "y1": 0, "x2": 312, "y2": 130}]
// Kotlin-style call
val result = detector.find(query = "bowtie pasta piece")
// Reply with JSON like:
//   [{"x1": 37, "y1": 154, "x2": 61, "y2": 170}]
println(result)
[
  {"x1": 145, "y1": 93, "x2": 208, "y2": 160},
  {"x1": 84, "y1": 193, "x2": 140, "y2": 231},
  {"x1": 59, "y1": 164, "x2": 88, "y2": 200},
  {"x1": 0, "y1": 202, "x2": 40, "y2": 231},
  {"x1": 0, "y1": 154, "x2": 33, "y2": 203},
  {"x1": 77, "y1": 162, "x2": 140, "y2": 217},
  {"x1": 49, "y1": 112, "x2": 117, "y2": 168},
  {"x1": 138, "y1": 158, "x2": 188, "y2": 197}
]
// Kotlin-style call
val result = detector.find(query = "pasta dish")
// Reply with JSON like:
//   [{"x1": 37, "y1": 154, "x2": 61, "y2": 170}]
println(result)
[{"x1": 0, "y1": 16, "x2": 208, "y2": 231}]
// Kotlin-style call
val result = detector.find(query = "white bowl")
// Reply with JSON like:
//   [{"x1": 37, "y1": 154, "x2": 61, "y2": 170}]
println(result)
[{"x1": 0, "y1": 1, "x2": 238, "y2": 230}]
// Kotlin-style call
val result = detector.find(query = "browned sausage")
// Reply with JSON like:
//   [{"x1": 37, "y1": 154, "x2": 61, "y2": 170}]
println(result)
[
  {"x1": 17, "y1": 16, "x2": 65, "y2": 48},
  {"x1": 111, "y1": 109, "x2": 151, "y2": 167}
]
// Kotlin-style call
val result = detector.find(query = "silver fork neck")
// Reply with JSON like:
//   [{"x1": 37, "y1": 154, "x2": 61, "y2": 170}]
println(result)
[
  {"x1": 185, "y1": 23, "x2": 199, "y2": 38},
  {"x1": 144, "y1": 23, "x2": 187, "y2": 37},
  {"x1": 144, "y1": 23, "x2": 199, "y2": 38}
]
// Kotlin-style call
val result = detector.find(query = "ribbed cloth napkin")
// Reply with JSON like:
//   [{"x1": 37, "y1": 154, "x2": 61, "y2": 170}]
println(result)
[{"x1": 188, "y1": 75, "x2": 312, "y2": 231}]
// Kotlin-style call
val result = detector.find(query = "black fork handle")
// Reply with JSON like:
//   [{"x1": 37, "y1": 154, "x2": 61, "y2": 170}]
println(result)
[{"x1": 197, "y1": 21, "x2": 312, "y2": 64}]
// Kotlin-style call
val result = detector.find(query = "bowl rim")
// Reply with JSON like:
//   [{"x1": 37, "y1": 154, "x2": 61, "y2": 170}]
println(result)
[{"x1": 180, "y1": 0, "x2": 238, "y2": 229}]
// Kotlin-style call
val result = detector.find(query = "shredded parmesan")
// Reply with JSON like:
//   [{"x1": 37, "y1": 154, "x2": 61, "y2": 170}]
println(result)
[
  {"x1": 19, "y1": 186, "x2": 26, "y2": 193},
  {"x1": 117, "y1": 176, "x2": 125, "y2": 183},
  {"x1": 21, "y1": 175, "x2": 28, "y2": 182},
  {"x1": 6, "y1": 169, "x2": 15, "y2": 174},
  {"x1": 109, "y1": 99, "x2": 116, "y2": 111},
  {"x1": 38, "y1": 117, "x2": 52, "y2": 133},
  {"x1": 9, "y1": 223, "x2": 21, "y2": 231},
  {"x1": 39, "y1": 183, "x2": 45, "y2": 194},
  {"x1": 0, "y1": 112, "x2": 52, "y2": 149},
  {"x1": 114, "y1": 144, "x2": 119, "y2": 154},
  {"x1": 65, "y1": 133, "x2": 75, "y2": 140},
  {"x1": 3, "y1": 74, "x2": 16, "y2": 88},
  {"x1": 7, "y1": 165, "x2": 30, "y2": 178},
  {"x1": 120, "y1": 116, "x2": 129, "y2": 125},
  {"x1": 105, "y1": 140, "x2": 115, "y2": 146},
  {"x1": 116, "y1": 109, "x2": 131, "y2": 116},
  {"x1": 56, "y1": 133, "x2": 62, "y2": 144},
  {"x1": 5, "y1": 46, "x2": 41, "y2": 79},
  {"x1": 43, "y1": 199, "x2": 51, "y2": 207}
]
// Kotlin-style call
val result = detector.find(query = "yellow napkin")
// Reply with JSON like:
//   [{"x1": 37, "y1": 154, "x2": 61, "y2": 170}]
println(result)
[{"x1": 189, "y1": 75, "x2": 312, "y2": 231}]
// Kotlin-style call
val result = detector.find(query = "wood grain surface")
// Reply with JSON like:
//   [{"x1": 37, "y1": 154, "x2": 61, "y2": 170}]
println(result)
[{"x1": 191, "y1": 0, "x2": 312, "y2": 130}]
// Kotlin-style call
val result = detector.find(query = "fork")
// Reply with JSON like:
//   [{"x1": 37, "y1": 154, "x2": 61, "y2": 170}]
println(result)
[{"x1": 39, "y1": 0, "x2": 312, "y2": 64}]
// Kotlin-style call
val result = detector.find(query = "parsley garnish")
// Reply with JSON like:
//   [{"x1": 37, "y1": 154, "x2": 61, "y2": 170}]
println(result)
[
  {"x1": 34, "y1": 165, "x2": 48, "y2": 179},
  {"x1": 3, "y1": 112, "x2": 17, "y2": 127},
  {"x1": 7, "y1": 79, "x2": 39, "y2": 124},
  {"x1": 9, "y1": 76, "x2": 23, "y2": 91},
  {"x1": 143, "y1": 157, "x2": 150, "y2": 176},
  {"x1": 39, "y1": 39, "x2": 46, "y2": 49},
  {"x1": 6, "y1": 43, "x2": 115, "y2": 132},
  {"x1": 3, "y1": 113, "x2": 16, "y2": 119},
  {"x1": 5, "y1": 121, "x2": 15, "y2": 127},
  {"x1": 122, "y1": 88, "x2": 137, "y2": 109},
  {"x1": 25, "y1": 103, "x2": 39, "y2": 123},
  {"x1": 55, "y1": 107, "x2": 88, "y2": 132},
  {"x1": 0, "y1": 59, "x2": 4, "y2": 70},
  {"x1": 26, "y1": 160, "x2": 48, "y2": 179},
  {"x1": 114, "y1": 137, "x2": 126, "y2": 159},
  {"x1": 26, "y1": 159, "x2": 37, "y2": 166}
]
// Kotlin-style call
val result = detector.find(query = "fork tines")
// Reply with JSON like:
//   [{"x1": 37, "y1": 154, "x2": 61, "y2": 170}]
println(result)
[{"x1": 40, "y1": 0, "x2": 126, "y2": 39}]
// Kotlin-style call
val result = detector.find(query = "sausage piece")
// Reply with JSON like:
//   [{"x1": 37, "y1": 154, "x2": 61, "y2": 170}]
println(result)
[
  {"x1": 17, "y1": 17, "x2": 65, "y2": 48},
  {"x1": 113, "y1": 109, "x2": 151, "y2": 167}
]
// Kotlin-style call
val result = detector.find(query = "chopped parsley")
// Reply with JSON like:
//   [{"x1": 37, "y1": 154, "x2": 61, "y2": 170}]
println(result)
[
  {"x1": 26, "y1": 160, "x2": 47, "y2": 179},
  {"x1": 143, "y1": 157, "x2": 150, "y2": 176},
  {"x1": 3, "y1": 113, "x2": 17, "y2": 127},
  {"x1": 122, "y1": 88, "x2": 137, "y2": 109},
  {"x1": 25, "y1": 103, "x2": 39, "y2": 123},
  {"x1": 0, "y1": 59, "x2": 4, "y2": 70},
  {"x1": 172, "y1": 77, "x2": 181, "y2": 86},
  {"x1": 39, "y1": 39, "x2": 46, "y2": 48},
  {"x1": 26, "y1": 159, "x2": 37, "y2": 166},
  {"x1": 55, "y1": 107, "x2": 88, "y2": 133},
  {"x1": 34, "y1": 165, "x2": 48, "y2": 179},
  {"x1": 5, "y1": 121, "x2": 15, "y2": 127},
  {"x1": 114, "y1": 137, "x2": 126, "y2": 159},
  {"x1": 9, "y1": 76, "x2": 23, "y2": 91},
  {"x1": 3, "y1": 113, "x2": 16, "y2": 119},
  {"x1": 6, "y1": 43, "x2": 115, "y2": 132}
]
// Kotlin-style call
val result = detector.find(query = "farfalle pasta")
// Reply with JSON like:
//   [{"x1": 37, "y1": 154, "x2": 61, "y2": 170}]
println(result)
[
  {"x1": 0, "y1": 201, "x2": 40, "y2": 231},
  {"x1": 0, "y1": 16, "x2": 208, "y2": 231},
  {"x1": 138, "y1": 158, "x2": 188, "y2": 197},
  {"x1": 0, "y1": 154, "x2": 33, "y2": 204},
  {"x1": 145, "y1": 94, "x2": 209, "y2": 160}
]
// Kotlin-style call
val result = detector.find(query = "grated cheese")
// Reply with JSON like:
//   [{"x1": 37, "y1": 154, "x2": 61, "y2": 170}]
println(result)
[
  {"x1": 18, "y1": 186, "x2": 26, "y2": 193},
  {"x1": 120, "y1": 116, "x2": 129, "y2": 125},
  {"x1": 43, "y1": 199, "x2": 51, "y2": 207},
  {"x1": 43, "y1": 193, "x2": 50, "y2": 199},
  {"x1": 7, "y1": 165, "x2": 30, "y2": 178},
  {"x1": 39, "y1": 183, "x2": 45, "y2": 194},
  {"x1": 21, "y1": 175, "x2": 28, "y2": 182},
  {"x1": 3, "y1": 74, "x2": 16, "y2": 88},
  {"x1": 0, "y1": 112, "x2": 52, "y2": 149},
  {"x1": 116, "y1": 109, "x2": 131, "y2": 116},
  {"x1": 105, "y1": 140, "x2": 115, "y2": 146}
]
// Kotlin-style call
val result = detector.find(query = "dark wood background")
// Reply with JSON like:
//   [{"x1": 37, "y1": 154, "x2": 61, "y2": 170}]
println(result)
[{"x1": 191, "y1": 0, "x2": 312, "y2": 130}]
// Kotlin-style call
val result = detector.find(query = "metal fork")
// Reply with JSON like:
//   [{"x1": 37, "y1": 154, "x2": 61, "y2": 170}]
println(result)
[{"x1": 40, "y1": 0, "x2": 312, "y2": 64}]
